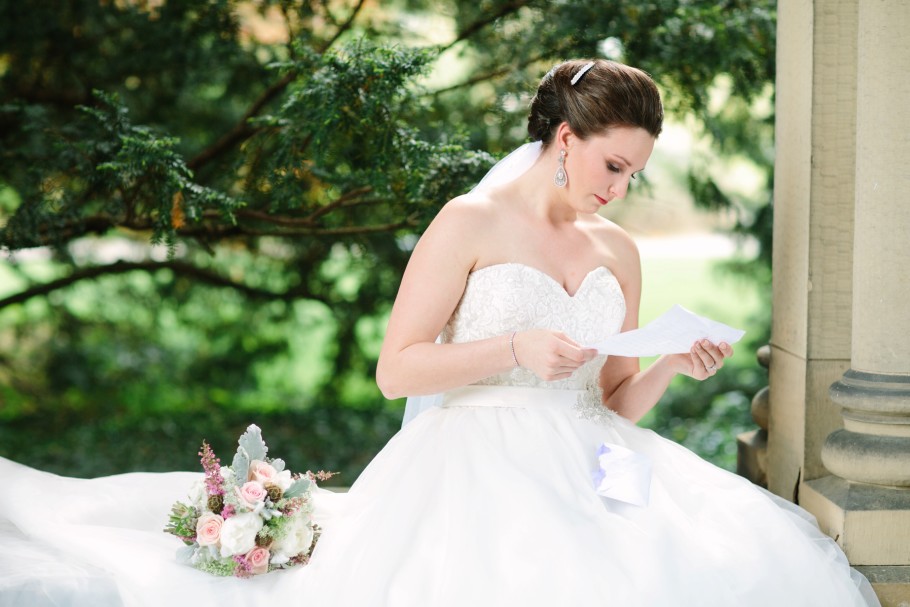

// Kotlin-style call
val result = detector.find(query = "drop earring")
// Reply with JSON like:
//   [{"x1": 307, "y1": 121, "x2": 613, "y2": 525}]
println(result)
[{"x1": 554, "y1": 149, "x2": 567, "y2": 187}]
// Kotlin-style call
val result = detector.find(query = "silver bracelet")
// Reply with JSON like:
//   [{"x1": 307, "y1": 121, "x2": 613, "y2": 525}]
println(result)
[{"x1": 509, "y1": 331, "x2": 521, "y2": 368}]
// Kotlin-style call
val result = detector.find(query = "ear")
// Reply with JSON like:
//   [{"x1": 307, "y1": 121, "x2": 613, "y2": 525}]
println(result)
[{"x1": 554, "y1": 121, "x2": 577, "y2": 151}]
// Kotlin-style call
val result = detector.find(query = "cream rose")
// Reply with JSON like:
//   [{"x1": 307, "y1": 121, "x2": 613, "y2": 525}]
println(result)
[
  {"x1": 249, "y1": 460, "x2": 292, "y2": 491},
  {"x1": 245, "y1": 547, "x2": 270, "y2": 575},
  {"x1": 195, "y1": 513, "x2": 224, "y2": 547},
  {"x1": 219, "y1": 512, "x2": 263, "y2": 557},
  {"x1": 248, "y1": 460, "x2": 277, "y2": 483}
]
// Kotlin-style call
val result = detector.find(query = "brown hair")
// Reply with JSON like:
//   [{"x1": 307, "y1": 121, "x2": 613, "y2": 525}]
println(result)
[{"x1": 527, "y1": 59, "x2": 663, "y2": 144}]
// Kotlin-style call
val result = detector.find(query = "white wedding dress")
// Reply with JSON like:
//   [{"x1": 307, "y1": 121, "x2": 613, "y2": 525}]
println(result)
[{"x1": 0, "y1": 262, "x2": 880, "y2": 606}]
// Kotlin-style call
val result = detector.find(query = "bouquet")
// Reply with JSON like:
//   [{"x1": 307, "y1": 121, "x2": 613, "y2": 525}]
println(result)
[{"x1": 164, "y1": 424, "x2": 333, "y2": 578}]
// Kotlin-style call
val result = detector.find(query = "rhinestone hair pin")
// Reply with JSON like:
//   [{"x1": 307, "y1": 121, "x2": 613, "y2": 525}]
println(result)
[{"x1": 570, "y1": 61, "x2": 596, "y2": 86}]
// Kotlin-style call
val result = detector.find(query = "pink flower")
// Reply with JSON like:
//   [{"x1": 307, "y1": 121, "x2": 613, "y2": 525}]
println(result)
[
  {"x1": 248, "y1": 460, "x2": 278, "y2": 484},
  {"x1": 245, "y1": 547, "x2": 270, "y2": 575},
  {"x1": 195, "y1": 513, "x2": 224, "y2": 546},
  {"x1": 236, "y1": 481, "x2": 267, "y2": 507}
]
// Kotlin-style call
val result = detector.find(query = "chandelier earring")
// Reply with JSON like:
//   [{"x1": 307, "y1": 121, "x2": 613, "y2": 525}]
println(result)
[{"x1": 554, "y1": 149, "x2": 568, "y2": 188}]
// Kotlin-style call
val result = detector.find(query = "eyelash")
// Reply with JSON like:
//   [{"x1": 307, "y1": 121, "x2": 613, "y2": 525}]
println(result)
[{"x1": 607, "y1": 164, "x2": 639, "y2": 180}]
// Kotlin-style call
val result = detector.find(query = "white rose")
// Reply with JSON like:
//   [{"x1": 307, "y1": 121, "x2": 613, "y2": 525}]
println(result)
[
  {"x1": 274, "y1": 469, "x2": 293, "y2": 491},
  {"x1": 218, "y1": 512, "x2": 263, "y2": 558},
  {"x1": 271, "y1": 515, "x2": 314, "y2": 563}
]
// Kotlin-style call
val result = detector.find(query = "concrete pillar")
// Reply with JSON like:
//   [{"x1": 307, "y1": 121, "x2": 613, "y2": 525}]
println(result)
[
  {"x1": 797, "y1": 0, "x2": 910, "y2": 601},
  {"x1": 767, "y1": 0, "x2": 856, "y2": 500}
]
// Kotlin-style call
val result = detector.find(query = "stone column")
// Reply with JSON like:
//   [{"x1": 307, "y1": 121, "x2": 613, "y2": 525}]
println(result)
[
  {"x1": 767, "y1": 0, "x2": 857, "y2": 500},
  {"x1": 799, "y1": 0, "x2": 910, "y2": 602}
]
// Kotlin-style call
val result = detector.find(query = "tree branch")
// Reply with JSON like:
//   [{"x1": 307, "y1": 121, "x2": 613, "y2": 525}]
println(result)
[
  {"x1": 428, "y1": 47, "x2": 569, "y2": 97},
  {"x1": 317, "y1": 0, "x2": 367, "y2": 54},
  {"x1": 183, "y1": 0, "x2": 365, "y2": 173},
  {"x1": 0, "y1": 260, "x2": 330, "y2": 310},
  {"x1": 186, "y1": 71, "x2": 295, "y2": 172},
  {"x1": 16, "y1": 210, "x2": 417, "y2": 249},
  {"x1": 441, "y1": 0, "x2": 533, "y2": 52}
]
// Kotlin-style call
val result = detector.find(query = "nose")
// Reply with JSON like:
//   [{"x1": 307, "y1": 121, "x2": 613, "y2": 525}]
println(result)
[{"x1": 609, "y1": 178, "x2": 630, "y2": 199}]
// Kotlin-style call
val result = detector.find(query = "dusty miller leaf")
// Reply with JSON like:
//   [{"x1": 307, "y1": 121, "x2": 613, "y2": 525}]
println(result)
[{"x1": 283, "y1": 478, "x2": 312, "y2": 499}]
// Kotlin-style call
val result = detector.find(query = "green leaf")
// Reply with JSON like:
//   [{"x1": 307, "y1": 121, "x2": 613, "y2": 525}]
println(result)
[{"x1": 283, "y1": 477, "x2": 312, "y2": 499}]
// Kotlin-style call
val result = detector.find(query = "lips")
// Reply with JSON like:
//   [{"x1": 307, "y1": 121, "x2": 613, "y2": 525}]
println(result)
[{"x1": 595, "y1": 194, "x2": 609, "y2": 206}]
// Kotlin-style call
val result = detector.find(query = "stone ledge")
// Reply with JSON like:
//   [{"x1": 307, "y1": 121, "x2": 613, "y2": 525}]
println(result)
[
  {"x1": 854, "y1": 566, "x2": 910, "y2": 607},
  {"x1": 802, "y1": 476, "x2": 910, "y2": 565}
]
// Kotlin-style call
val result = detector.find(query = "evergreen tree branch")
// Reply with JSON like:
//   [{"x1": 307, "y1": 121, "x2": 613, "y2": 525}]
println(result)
[
  {"x1": 316, "y1": 0, "x2": 367, "y2": 54},
  {"x1": 441, "y1": 0, "x2": 533, "y2": 52},
  {"x1": 185, "y1": 0, "x2": 365, "y2": 172},
  {"x1": 186, "y1": 72, "x2": 295, "y2": 171},
  {"x1": 428, "y1": 46, "x2": 570, "y2": 97},
  {"x1": 0, "y1": 260, "x2": 330, "y2": 310},
  {"x1": 15, "y1": 211, "x2": 416, "y2": 249}
]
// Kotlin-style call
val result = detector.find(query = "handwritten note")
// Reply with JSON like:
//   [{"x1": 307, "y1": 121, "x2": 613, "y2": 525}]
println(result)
[{"x1": 588, "y1": 305, "x2": 745, "y2": 357}]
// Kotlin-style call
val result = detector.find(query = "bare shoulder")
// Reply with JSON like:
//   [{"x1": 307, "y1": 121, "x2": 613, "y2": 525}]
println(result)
[
  {"x1": 413, "y1": 191, "x2": 500, "y2": 271},
  {"x1": 430, "y1": 191, "x2": 499, "y2": 233},
  {"x1": 582, "y1": 215, "x2": 641, "y2": 286}
]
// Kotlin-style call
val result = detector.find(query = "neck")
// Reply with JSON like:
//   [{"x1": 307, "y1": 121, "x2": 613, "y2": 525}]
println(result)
[{"x1": 505, "y1": 145, "x2": 577, "y2": 224}]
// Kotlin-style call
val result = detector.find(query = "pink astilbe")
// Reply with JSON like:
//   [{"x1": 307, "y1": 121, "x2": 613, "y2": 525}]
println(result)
[
  {"x1": 199, "y1": 441, "x2": 224, "y2": 497},
  {"x1": 307, "y1": 470, "x2": 337, "y2": 483},
  {"x1": 280, "y1": 496, "x2": 307, "y2": 516},
  {"x1": 221, "y1": 504, "x2": 236, "y2": 519},
  {"x1": 233, "y1": 554, "x2": 254, "y2": 578}
]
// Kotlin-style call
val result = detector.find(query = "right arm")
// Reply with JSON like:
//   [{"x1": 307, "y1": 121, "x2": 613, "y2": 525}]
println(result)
[{"x1": 375, "y1": 199, "x2": 592, "y2": 400}]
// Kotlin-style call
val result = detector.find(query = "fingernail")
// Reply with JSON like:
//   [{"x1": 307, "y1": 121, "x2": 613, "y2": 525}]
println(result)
[{"x1": 702, "y1": 339, "x2": 710, "y2": 347}]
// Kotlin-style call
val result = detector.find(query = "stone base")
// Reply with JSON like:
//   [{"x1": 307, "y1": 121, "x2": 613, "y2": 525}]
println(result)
[
  {"x1": 854, "y1": 566, "x2": 910, "y2": 607},
  {"x1": 736, "y1": 429, "x2": 768, "y2": 488},
  {"x1": 801, "y1": 475, "x2": 910, "y2": 565}
]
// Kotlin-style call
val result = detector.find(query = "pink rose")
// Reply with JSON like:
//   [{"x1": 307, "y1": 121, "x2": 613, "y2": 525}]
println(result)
[
  {"x1": 237, "y1": 481, "x2": 267, "y2": 507},
  {"x1": 196, "y1": 513, "x2": 224, "y2": 546},
  {"x1": 245, "y1": 546, "x2": 270, "y2": 575},
  {"x1": 248, "y1": 460, "x2": 277, "y2": 484}
]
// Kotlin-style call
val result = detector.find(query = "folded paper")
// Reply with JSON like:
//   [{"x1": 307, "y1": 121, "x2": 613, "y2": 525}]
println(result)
[
  {"x1": 588, "y1": 304, "x2": 745, "y2": 357},
  {"x1": 592, "y1": 443, "x2": 652, "y2": 507}
]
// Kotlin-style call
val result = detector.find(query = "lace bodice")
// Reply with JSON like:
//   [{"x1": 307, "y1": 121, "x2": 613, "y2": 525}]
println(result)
[{"x1": 442, "y1": 263, "x2": 626, "y2": 391}]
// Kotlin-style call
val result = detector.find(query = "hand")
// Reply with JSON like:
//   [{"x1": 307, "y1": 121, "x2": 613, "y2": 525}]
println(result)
[
  {"x1": 673, "y1": 339, "x2": 733, "y2": 381},
  {"x1": 512, "y1": 329, "x2": 598, "y2": 381}
]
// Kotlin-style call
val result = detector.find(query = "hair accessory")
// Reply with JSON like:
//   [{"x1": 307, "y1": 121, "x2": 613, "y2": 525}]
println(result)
[
  {"x1": 570, "y1": 61, "x2": 595, "y2": 86},
  {"x1": 554, "y1": 149, "x2": 567, "y2": 187},
  {"x1": 510, "y1": 331, "x2": 521, "y2": 368}
]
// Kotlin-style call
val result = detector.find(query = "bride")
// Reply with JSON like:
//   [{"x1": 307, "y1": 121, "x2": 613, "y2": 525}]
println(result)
[{"x1": 0, "y1": 59, "x2": 880, "y2": 606}]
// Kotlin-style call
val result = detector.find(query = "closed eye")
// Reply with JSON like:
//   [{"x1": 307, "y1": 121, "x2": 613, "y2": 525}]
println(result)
[{"x1": 607, "y1": 163, "x2": 622, "y2": 174}]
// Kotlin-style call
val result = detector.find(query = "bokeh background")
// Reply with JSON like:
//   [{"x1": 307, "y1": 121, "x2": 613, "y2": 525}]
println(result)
[{"x1": 0, "y1": 0, "x2": 774, "y2": 483}]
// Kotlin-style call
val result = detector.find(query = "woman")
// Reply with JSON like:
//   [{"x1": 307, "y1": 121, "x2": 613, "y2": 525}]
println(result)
[
  {"x1": 300, "y1": 59, "x2": 879, "y2": 606},
  {"x1": 0, "y1": 60, "x2": 879, "y2": 607}
]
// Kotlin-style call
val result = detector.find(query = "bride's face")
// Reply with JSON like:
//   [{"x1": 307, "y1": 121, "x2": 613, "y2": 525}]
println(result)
[{"x1": 564, "y1": 126, "x2": 655, "y2": 213}]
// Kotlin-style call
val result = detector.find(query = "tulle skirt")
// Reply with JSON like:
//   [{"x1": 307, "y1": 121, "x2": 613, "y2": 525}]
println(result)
[{"x1": 0, "y1": 385, "x2": 880, "y2": 606}]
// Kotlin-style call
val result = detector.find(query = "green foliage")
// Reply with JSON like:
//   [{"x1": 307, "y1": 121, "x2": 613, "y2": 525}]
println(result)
[{"x1": 0, "y1": 1, "x2": 776, "y2": 478}]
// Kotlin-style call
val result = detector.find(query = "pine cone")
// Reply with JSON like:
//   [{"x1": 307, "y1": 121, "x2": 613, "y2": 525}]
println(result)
[
  {"x1": 207, "y1": 494, "x2": 224, "y2": 514},
  {"x1": 264, "y1": 482, "x2": 283, "y2": 502}
]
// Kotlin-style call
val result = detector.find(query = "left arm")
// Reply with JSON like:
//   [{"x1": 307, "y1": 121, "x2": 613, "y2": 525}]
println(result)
[{"x1": 597, "y1": 232, "x2": 732, "y2": 423}]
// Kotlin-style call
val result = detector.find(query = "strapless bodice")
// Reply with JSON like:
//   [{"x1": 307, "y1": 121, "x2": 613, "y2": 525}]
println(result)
[{"x1": 442, "y1": 263, "x2": 626, "y2": 390}]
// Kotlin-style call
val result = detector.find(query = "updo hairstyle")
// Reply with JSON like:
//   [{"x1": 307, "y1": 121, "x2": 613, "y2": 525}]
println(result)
[{"x1": 527, "y1": 59, "x2": 663, "y2": 145}]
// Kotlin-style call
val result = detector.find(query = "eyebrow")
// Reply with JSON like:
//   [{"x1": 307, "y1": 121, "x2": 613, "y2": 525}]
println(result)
[{"x1": 614, "y1": 154, "x2": 632, "y2": 167}]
